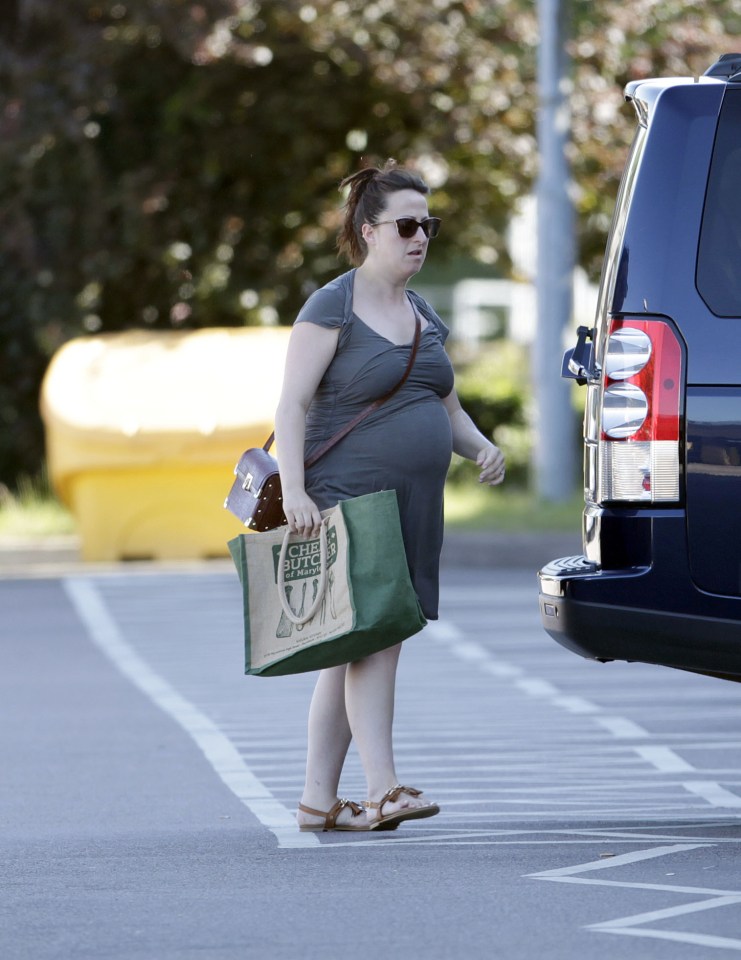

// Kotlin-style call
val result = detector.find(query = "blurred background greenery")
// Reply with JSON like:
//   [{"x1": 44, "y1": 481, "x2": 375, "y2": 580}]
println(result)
[{"x1": 1, "y1": 0, "x2": 739, "y2": 535}]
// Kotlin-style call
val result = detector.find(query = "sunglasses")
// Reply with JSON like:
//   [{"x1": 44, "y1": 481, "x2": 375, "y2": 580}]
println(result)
[{"x1": 374, "y1": 216, "x2": 442, "y2": 239}]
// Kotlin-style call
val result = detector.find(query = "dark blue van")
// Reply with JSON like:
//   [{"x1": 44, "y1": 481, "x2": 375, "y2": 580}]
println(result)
[{"x1": 538, "y1": 54, "x2": 741, "y2": 680}]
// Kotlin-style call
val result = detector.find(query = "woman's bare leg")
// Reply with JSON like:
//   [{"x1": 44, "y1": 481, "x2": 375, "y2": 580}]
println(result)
[
  {"x1": 298, "y1": 664, "x2": 365, "y2": 828},
  {"x1": 344, "y1": 644, "x2": 400, "y2": 795},
  {"x1": 345, "y1": 643, "x2": 435, "y2": 824}
]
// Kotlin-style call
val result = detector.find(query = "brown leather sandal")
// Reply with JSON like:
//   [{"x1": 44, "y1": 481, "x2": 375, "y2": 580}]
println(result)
[
  {"x1": 364, "y1": 785, "x2": 440, "y2": 831},
  {"x1": 297, "y1": 798, "x2": 369, "y2": 832}
]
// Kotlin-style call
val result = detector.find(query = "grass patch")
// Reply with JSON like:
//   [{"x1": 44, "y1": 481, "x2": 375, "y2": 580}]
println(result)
[
  {"x1": 444, "y1": 483, "x2": 583, "y2": 532},
  {"x1": 0, "y1": 474, "x2": 583, "y2": 539},
  {"x1": 0, "y1": 476, "x2": 76, "y2": 538}
]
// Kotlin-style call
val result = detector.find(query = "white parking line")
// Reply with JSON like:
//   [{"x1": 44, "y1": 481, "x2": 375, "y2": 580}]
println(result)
[
  {"x1": 553, "y1": 696, "x2": 602, "y2": 714},
  {"x1": 589, "y1": 896, "x2": 741, "y2": 949},
  {"x1": 682, "y1": 781, "x2": 741, "y2": 808},
  {"x1": 65, "y1": 573, "x2": 741, "y2": 869},
  {"x1": 530, "y1": 844, "x2": 741, "y2": 951},
  {"x1": 515, "y1": 677, "x2": 561, "y2": 698},
  {"x1": 56, "y1": 565, "x2": 741, "y2": 958},
  {"x1": 426, "y1": 619, "x2": 741, "y2": 820},
  {"x1": 63, "y1": 577, "x2": 317, "y2": 849},
  {"x1": 633, "y1": 745, "x2": 696, "y2": 773},
  {"x1": 595, "y1": 717, "x2": 651, "y2": 738},
  {"x1": 530, "y1": 843, "x2": 704, "y2": 878}
]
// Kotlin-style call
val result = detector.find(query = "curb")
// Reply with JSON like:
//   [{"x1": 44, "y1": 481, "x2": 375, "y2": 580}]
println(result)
[
  {"x1": 440, "y1": 531, "x2": 581, "y2": 570},
  {"x1": 0, "y1": 530, "x2": 582, "y2": 578}
]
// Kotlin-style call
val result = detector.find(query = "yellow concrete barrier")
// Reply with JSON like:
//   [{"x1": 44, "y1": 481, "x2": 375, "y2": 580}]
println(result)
[{"x1": 40, "y1": 327, "x2": 291, "y2": 561}]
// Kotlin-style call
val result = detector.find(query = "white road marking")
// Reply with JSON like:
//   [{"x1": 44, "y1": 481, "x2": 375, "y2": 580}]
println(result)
[
  {"x1": 530, "y1": 843, "x2": 704, "y2": 878},
  {"x1": 553, "y1": 696, "x2": 602, "y2": 714},
  {"x1": 682, "y1": 781, "x2": 741, "y2": 808},
  {"x1": 595, "y1": 717, "x2": 651, "y2": 738},
  {"x1": 64, "y1": 572, "x2": 741, "y2": 884},
  {"x1": 592, "y1": 928, "x2": 741, "y2": 950},
  {"x1": 633, "y1": 745, "x2": 696, "y2": 773},
  {"x1": 530, "y1": 844, "x2": 741, "y2": 951},
  {"x1": 426, "y1": 619, "x2": 741, "y2": 822},
  {"x1": 63, "y1": 577, "x2": 317, "y2": 849},
  {"x1": 59, "y1": 571, "x2": 741, "y2": 949},
  {"x1": 589, "y1": 896, "x2": 741, "y2": 950},
  {"x1": 481, "y1": 661, "x2": 524, "y2": 678},
  {"x1": 450, "y1": 640, "x2": 489, "y2": 662},
  {"x1": 515, "y1": 677, "x2": 561, "y2": 698}
]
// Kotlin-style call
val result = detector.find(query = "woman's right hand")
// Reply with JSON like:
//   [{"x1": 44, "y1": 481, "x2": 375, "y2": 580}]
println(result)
[{"x1": 282, "y1": 490, "x2": 323, "y2": 538}]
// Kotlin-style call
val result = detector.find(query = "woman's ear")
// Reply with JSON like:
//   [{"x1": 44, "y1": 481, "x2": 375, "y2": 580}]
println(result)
[{"x1": 361, "y1": 222, "x2": 376, "y2": 247}]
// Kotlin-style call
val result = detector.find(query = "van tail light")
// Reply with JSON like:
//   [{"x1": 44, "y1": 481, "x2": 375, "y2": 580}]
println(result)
[{"x1": 597, "y1": 318, "x2": 682, "y2": 502}]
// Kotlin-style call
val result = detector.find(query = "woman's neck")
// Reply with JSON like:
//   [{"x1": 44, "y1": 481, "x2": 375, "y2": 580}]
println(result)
[{"x1": 354, "y1": 263, "x2": 409, "y2": 306}]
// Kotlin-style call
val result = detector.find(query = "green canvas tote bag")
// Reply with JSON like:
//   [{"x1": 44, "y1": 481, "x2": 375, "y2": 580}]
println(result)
[{"x1": 228, "y1": 490, "x2": 427, "y2": 677}]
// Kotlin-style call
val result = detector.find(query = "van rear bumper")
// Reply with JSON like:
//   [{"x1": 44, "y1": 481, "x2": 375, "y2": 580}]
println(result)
[{"x1": 538, "y1": 555, "x2": 741, "y2": 678}]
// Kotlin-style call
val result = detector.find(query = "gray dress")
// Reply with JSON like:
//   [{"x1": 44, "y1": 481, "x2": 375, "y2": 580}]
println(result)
[{"x1": 295, "y1": 269, "x2": 455, "y2": 619}]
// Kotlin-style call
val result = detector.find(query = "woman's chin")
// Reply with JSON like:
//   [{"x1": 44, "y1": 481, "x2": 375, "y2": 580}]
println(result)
[{"x1": 402, "y1": 255, "x2": 425, "y2": 277}]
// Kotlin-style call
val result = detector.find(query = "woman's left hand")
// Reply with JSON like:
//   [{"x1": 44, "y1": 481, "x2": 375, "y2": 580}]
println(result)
[{"x1": 476, "y1": 443, "x2": 506, "y2": 486}]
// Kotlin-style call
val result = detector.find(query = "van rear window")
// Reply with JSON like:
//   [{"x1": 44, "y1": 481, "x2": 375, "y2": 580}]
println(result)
[{"x1": 697, "y1": 89, "x2": 741, "y2": 317}]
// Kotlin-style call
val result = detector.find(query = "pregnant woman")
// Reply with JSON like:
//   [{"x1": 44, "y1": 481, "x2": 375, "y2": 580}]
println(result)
[{"x1": 274, "y1": 161, "x2": 505, "y2": 832}]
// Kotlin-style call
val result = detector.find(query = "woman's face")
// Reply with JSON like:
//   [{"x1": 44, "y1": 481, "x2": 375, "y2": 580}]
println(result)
[{"x1": 364, "y1": 188, "x2": 432, "y2": 279}]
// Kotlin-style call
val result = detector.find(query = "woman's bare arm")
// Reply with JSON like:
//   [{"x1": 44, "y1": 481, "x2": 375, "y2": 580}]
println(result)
[{"x1": 274, "y1": 322, "x2": 340, "y2": 536}]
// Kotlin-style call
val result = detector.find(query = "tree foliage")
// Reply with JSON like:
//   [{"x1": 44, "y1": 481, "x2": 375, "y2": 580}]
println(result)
[
  {"x1": 569, "y1": 0, "x2": 741, "y2": 276},
  {"x1": 0, "y1": 0, "x2": 538, "y2": 482},
  {"x1": 2, "y1": 0, "x2": 741, "y2": 484}
]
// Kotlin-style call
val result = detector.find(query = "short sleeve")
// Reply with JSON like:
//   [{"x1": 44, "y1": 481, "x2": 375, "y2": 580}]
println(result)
[{"x1": 294, "y1": 273, "x2": 351, "y2": 329}]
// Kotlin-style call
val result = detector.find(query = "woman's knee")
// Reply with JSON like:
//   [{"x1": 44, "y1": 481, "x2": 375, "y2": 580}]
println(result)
[{"x1": 350, "y1": 642, "x2": 402, "y2": 671}]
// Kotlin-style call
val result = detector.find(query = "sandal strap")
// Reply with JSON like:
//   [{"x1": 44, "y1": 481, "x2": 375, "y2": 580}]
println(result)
[
  {"x1": 364, "y1": 784, "x2": 423, "y2": 813},
  {"x1": 297, "y1": 802, "x2": 329, "y2": 819},
  {"x1": 325, "y1": 798, "x2": 363, "y2": 829},
  {"x1": 298, "y1": 798, "x2": 363, "y2": 829}
]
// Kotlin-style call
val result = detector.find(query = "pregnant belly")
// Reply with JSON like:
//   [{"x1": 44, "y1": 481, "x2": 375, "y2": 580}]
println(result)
[
  {"x1": 368, "y1": 403, "x2": 452, "y2": 478},
  {"x1": 308, "y1": 399, "x2": 453, "y2": 496}
]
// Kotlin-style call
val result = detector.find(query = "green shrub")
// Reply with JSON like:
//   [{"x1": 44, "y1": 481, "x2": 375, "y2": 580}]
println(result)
[
  {"x1": 0, "y1": 472, "x2": 75, "y2": 537},
  {"x1": 451, "y1": 339, "x2": 531, "y2": 486}
]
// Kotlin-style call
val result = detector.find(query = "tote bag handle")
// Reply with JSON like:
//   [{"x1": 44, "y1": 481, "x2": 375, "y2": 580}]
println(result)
[{"x1": 277, "y1": 519, "x2": 329, "y2": 626}]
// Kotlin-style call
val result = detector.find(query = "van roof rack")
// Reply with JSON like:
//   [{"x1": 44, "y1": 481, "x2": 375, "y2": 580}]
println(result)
[{"x1": 704, "y1": 53, "x2": 741, "y2": 79}]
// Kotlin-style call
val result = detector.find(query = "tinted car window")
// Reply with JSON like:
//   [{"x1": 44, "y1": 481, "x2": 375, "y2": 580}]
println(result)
[{"x1": 696, "y1": 88, "x2": 741, "y2": 317}]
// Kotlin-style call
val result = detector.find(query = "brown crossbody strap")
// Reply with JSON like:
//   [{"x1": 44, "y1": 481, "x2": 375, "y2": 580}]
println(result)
[{"x1": 264, "y1": 306, "x2": 422, "y2": 468}]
